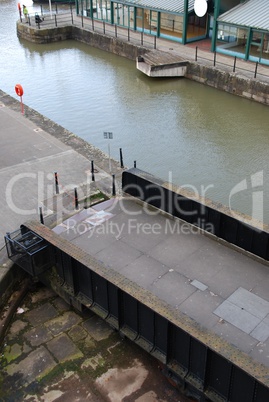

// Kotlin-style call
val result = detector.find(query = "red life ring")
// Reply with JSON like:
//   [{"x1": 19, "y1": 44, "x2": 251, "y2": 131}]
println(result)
[{"x1": 15, "y1": 84, "x2": 24, "y2": 97}]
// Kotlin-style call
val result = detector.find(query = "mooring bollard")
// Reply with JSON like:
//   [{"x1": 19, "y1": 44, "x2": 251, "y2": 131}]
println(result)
[
  {"x1": 91, "y1": 160, "x2": 95, "y2": 182},
  {"x1": 74, "y1": 187, "x2": 79, "y2": 209},
  {"x1": 112, "y1": 174, "x2": 116, "y2": 196},
  {"x1": 39, "y1": 207, "x2": 44, "y2": 224},
  {"x1": 120, "y1": 148, "x2": 124, "y2": 168},
  {"x1": 54, "y1": 172, "x2": 59, "y2": 194},
  {"x1": 254, "y1": 62, "x2": 258, "y2": 79}
]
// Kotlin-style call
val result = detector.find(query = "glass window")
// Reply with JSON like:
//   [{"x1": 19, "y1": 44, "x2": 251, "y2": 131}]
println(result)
[
  {"x1": 250, "y1": 31, "x2": 269, "y2": 63},
  {"x1": 160, "y1": 13, "x2": 183, "y2": 40},
  {"x1": 216, "y1": 24, "x2": 248, "y2": 58}
]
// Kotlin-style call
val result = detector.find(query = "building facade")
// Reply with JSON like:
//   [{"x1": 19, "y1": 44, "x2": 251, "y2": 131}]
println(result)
[{"x1": 75, "y1": 0, "x2": 269, "y2": 65}]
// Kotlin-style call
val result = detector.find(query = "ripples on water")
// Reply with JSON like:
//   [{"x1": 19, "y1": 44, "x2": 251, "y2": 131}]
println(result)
[{"x1": 2, "y1": 0, "x2": 269, "y2": 222}]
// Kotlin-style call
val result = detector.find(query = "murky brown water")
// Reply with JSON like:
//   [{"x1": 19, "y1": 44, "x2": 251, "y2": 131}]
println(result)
[{"x1": 2, "y1": 0, "x2": 269, "y2": 223}]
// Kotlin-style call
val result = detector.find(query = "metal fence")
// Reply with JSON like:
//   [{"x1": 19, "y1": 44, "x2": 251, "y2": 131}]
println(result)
[
  {"x1": 19, "y1": 6, "x2": 269, "y2": 79},
  {"x1": 194, "y1": 46, "x2": 269, "y2": 80}
]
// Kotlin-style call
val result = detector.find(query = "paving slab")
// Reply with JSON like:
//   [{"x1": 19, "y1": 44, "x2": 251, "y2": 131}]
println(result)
[
  {"x1": 214, "y1": 300, "x2": 261, "y2": 334},
  {"x1": 148, "y1": 270, "x2": 196, "y2": 307},
  {"x1": 6, "y1": 346, "x2": 57, "y2": 385},
  {"x1": 119, "y1": 254, "x2": 168, "y2": 287},
  {"x1": 24, "y1": 302, "x2": 58, "y2": 327},
  {"x1": 179, "y1": 289, "x2": 222, "y2": 329},
  {"x1": 0, "y1": 103, "x2": 112, "y2": 247},
  {"x1": 227, "y1": 287, "x2": 269, "y2": 319},
  {"x1": 24, "y1": 325, "x2": 54, "y2": 347},
  {"x1": 45, "y1": 311, "x2": 82, "y2": 336},
  {"x1": 59, "y1": 197, "x2": 269, "y2": 369},
  {"x1": 83, "y1": 315, "x2": 114, "y2": 341},
  {"x1": 250, "y1": 321, "x2": 269, "y2": 343},
  {"x1": 47, "y1": 333, "x2": 83, "y2": 363},
  {"x1": 68, "y1": 325, "x2": 88, "y2": 343}
]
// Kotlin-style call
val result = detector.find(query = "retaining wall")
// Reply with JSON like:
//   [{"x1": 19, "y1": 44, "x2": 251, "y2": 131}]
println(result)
[
  {"x1": 16, "y1": 22, "x2": 269, "y2": 105},
  {"x1": 186, "y1": 63, "x2": 269, "y2": 106},
  {"x1": 19, "y1": 219, "x2": 269, "y2": 402}
]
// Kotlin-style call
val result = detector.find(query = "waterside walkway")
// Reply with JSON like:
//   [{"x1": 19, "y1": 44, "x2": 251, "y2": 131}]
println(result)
[
  {"x1": 1, "y1": 92, "x2": 269, "y2": 399},
  {"x1": 18, "y1": 10, "x2": 269, "y2": 87}
]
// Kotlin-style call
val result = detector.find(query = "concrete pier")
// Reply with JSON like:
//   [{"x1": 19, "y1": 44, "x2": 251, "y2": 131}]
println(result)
[{"x1": 136, "y1": 51, "x2": 188, "y2": 77}]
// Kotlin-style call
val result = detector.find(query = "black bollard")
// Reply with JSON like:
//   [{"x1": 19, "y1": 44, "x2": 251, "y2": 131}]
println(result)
[
  {"x1": 74, "y1": 187, "x2": 79, "y2": 210},
  {"x1": 134, "y1": 161, "x2": 136, "y2": 168},
  {"x1": 39, "y1": 207, "x2": 44, "y2": 224},
  {"x1": 112, "y1": 174, "x2": 116, "y2": 196},
  {"x1": 91, "y1": 160, "x2": 95, "y2": 182},
  {"x1": 120, "y1": 148, "x2": 124, "y2": 168},
  {"x1": 54, "y1": 172, "x2": 59, "y2": 194}
]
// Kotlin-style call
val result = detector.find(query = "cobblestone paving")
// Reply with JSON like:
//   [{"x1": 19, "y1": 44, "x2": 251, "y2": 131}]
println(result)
[{"x1": 0, "y1": 282, "x2": 191, "y2": 402}]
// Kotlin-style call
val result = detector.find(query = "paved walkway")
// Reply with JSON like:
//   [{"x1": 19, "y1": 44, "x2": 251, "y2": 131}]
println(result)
[
  {"x1": 1, "y1": 16, "x2": 269, "y2": 398},
  {"x1": 25, "y1": 10, "x2": 269, "y2": 85},
  {"x1": 0, "y1": 94, "x2": 191, "y2": 401},
  {"x1": 0, "y1": 91, "x2": 122, "y2": 249},
  {"x1": 52, "y1": 196, "x2": 269, "y2": 371}
]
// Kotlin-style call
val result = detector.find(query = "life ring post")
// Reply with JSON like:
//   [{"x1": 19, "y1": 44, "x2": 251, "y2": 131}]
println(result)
[{"x1": 15, "y1": 84, "x2": 24, "y2": 115}]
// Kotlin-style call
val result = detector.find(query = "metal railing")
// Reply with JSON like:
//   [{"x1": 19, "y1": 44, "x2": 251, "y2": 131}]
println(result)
[
  {"x1": 19, "y1": 6, "x2": 269, "y2": 80},
  {"x1": 194, "y1": 46, "x2": 269, "y2": 80}
]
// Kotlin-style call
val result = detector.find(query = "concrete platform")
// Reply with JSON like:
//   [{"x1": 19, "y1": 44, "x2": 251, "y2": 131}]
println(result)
[
  {"x1": 0, "y1": 92, "x2": 120, "y2": 249},
  {"x1": 136, "y1": 50, "x2": 188, "y2": 77},
  {"x1": 53, "y1": 197, "x2": 269, "y2": 369}
]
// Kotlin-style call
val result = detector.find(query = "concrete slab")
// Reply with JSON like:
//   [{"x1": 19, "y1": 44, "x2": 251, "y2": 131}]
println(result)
[
  {"x1": 52, "y1": 296, "x2": 71, "y2": 313},
  {"x1": 180, "y1": 289, "x2": 222, "y2": 329},
  {"x1": 209, "y1": 259, "x2": 269, "y2": 299},
  {"x1": 212, "y1": 320, "x2": 258, "y2": 354},
  {"x1": 120, "y1": 213, "x2": 170, "y2": 252},
  {"x1": 46, "y1": 333, "x2": 83, "y2": 363},
  {"x1": 9, "y1": 320, "x2": 28, "y2": 336},
  {"x1": 45, "y1": 311, "x2": 82, "y2": 336},
  {"x1": 6, "y1": 346, "x2": 57, "y2": 385},
  {"x1": 148, "y1": 232, "x2": 201, "y2": 269},
  {"x1": 148, "y1": 270, "x2": 196, "y2": 307},
  {"x1": 190, "y1": 279, "x2": 208, "y2": 291},
  {"x1": 95, "y1": 240, "x2": 142, "y2": 270},
  {"x1": 83, "y1": 315, "x2": 113, "y2": 341},
  {"x1": 250, "y1": 321, "x2": 269, "y2": 343},
  {"x1": 24, "y1": 302, "x2": 58, "y2": 326},
  {"x1": 227, "y1": 287, "x2": 269, "y2": 320},
  {"x1": 213, "y1": 300, "x2": 261, "y2": 334},
  {"x1": 59, "y1": 197, "x2": 269, "y2": 368},
  {"x1": 249, "y1": 344, "x2": 269, "y2": 367},
  {"x1": 24, "y1": 325, "x2": 54, "y2": 347},
  {"x1": 68, "y1": 325, "x2": 88, "y2": 342},
  {"x1": 0, "y1": 104, "x2": 103, "y2": 247},
  {"x1": 119, "y1": 255, "x2": 168, "y2": 287},
  {"x1": 72, "y1": 225, "x2": 118, "y2": 255}
]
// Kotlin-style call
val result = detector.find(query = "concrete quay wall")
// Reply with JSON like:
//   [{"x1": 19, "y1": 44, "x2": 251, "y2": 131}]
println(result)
[
  {"x1": 17, "y1": 22, "x2": 148, "y2": 60},
  {"x1": 186, "y1": 63, "x2": 269, "y2": 106},
  {"x1": 17, "y1": 22, "x2": 269, "y2": 106}
]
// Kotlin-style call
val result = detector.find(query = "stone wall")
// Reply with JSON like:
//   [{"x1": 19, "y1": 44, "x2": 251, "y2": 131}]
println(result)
[
  {"x1": 16, "y1": 22, "x2": 269, "y2": 106},
  {"x1": 186, "y1": 62, "x2": 269, "y2": 105},
  {"x1": 72, "y1": 26, "x2": 147, "y2": 60}
]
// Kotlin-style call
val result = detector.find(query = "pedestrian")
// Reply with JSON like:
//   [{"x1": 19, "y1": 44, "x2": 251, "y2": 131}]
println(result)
[{"x1": 23, "y1": 5, "x2": 28, "y2": 23}]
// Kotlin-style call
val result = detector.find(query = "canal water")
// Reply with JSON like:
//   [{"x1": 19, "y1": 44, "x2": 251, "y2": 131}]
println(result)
[{"x1": 2, "y1": 0, "x2": 269, "y2": 223}]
